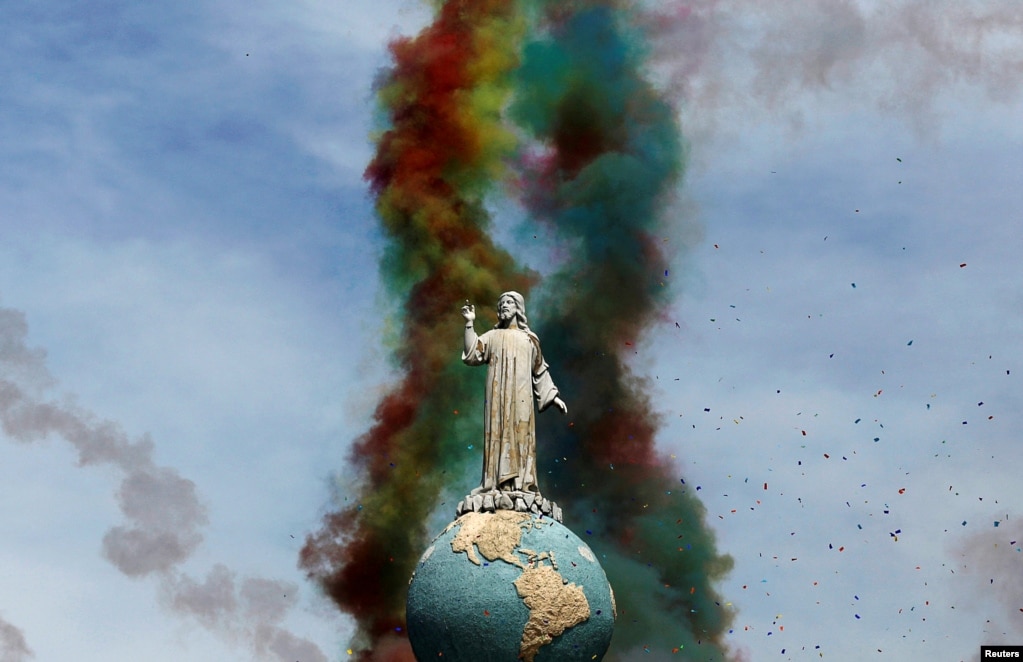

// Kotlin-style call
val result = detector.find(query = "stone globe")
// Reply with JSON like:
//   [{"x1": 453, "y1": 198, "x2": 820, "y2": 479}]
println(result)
[{"x1": 406, "y1": 511, "x2": 615, "y2": 661}]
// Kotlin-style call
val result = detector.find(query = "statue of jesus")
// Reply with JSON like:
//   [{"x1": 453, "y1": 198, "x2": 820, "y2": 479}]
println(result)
[{"x1": 461, "y1": 292, "x2": 567, "y2": 497}]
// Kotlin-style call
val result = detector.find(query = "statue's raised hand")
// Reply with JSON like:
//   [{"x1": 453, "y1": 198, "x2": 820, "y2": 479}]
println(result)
[{"x1": 461, "y1": 302, "x2": 475, "y2": 322}]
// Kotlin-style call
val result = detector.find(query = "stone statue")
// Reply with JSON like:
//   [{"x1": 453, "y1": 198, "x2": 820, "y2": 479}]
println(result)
[{"x1": 456, "y1": 292, "x2": 567, "y2": 521}]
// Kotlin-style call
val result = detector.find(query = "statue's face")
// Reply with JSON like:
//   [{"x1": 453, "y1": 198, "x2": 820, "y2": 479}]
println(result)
[{"x1": 497, "y1": 296, "x2": 518, "y2": 321}]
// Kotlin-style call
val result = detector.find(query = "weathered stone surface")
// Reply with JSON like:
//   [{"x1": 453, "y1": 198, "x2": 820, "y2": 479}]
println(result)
[
  {"x1": 454, "y1": 490, "x2": 562, "y2": 523},
  {"x1": 460, "y1": 294, "x2": 568, "y2": 502}
]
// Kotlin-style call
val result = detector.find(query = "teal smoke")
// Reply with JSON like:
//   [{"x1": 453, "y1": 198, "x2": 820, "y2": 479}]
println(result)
[{"x1": 511, "y1": 5, "x2": 735, "y2": 659}]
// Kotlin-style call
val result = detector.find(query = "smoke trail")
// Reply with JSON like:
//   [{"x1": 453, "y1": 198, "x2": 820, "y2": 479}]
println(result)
[
  {"x1": 0, "y1": 302, "x2": 327, "y2": 660},
  {"x1": 640, "y1": 0, "x2": 1023, "y2": 138},
  {"x1": 299, "y1": 0, "x2": 534, "y2": 657},
  {"x1": 162, "y1": 565, "x2": 329, "y2": 662},
  {"x1": 0, "y1": 305, "x2": 206, "y2": 576},
  {"x1": 0, "y1": 615, "x2": 33, "y2": 662},
  {"x1": 510, "y1": 4, "x2": 734, "y2": 658},
  {"x1": 952, "y1": 518, "x2": 1023, "y2": 637}
]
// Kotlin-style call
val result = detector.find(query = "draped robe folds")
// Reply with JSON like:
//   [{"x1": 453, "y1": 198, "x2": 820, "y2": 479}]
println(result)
[{"x1": 463, "y1": 328, "x2": 559, "y2": 494}]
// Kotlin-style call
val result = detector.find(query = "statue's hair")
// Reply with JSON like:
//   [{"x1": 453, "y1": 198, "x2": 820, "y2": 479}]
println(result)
[{"x1": 496, "y1": 291, "x2": 531, "y2": 333}]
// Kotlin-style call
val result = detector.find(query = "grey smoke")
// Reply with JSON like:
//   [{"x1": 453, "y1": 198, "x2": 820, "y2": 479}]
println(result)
[
  {"x1": 0, "y1": 302, "x2": 327, "y2": 660},
  {"x1": 164, "y1": 566, "x2": 329, "y2": 662},
  {"x1": 0, "y1": 615, "x2": 33, "y2": 662},
  {"x1": 0, "y1": 305, "x2": 206, "y2": 576},
  {"x1": 953, "y1": 518, "x2": 1023, "y2": 636},
  {"x1": 103, "y1": 466, "x2": 206, "y2": 576},
  {"x1": 642, "y1": 0, "x2": 1023, "y2": 136}
]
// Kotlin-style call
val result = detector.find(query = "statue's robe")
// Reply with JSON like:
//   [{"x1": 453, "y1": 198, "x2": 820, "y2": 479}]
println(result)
[{"x1": 463, "y1": 327, "x2": 559, "y2": 493}]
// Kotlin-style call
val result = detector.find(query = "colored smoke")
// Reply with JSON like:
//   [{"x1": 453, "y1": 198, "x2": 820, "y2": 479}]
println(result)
[
  {"x1": 304, "y1": 0, "x2": 735, "y2": 659},
  {"x1": 0, "y1": 302, "x2": 327, "y2": 661},
  {"x1": 512, "y1": 4, "x2": 733, "y2": 658},
  {"x1": 299, "y1": 0, "x2": 533, "y2": 657}
]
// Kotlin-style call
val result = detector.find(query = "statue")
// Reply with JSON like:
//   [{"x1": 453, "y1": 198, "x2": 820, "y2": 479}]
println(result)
[
  {"x1": 456, "y1": 292, "x2": 567, "y2": 521},
  {"x1": 406, "y1": 292, "x2": 616, "y2": 662}
]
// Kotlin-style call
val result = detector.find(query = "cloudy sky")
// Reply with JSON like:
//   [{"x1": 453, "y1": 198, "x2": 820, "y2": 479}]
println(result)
[{"x1": 1, "y1": 1, "x2": 1021, "y2": 661}]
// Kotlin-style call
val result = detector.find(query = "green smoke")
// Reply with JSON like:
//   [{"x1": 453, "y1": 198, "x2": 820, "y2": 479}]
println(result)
[{"x1": 511, "y1": 4, "x2": 735, "y2": 658}]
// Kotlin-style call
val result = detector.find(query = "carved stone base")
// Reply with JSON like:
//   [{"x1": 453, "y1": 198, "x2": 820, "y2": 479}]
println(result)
[{"x1": 454, "y1": 489, "x2": 562, "y2": 523}]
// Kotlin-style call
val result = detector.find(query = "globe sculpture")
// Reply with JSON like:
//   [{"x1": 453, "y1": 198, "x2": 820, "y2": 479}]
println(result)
[
  {"x1": 406, "y1": 293, "x2": 616, "y2": 661},
  {"x1": 407, "y1": 511, "x2": 615, "y2": 661}
]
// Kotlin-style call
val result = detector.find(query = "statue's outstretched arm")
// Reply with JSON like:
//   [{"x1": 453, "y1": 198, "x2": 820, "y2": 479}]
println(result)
[{"x1": 461, "y1": 302, "x2": 478, "y2": 358}]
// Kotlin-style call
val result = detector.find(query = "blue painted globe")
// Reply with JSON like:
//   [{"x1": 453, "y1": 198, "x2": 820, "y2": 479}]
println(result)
[{"x1": 407, "y1": 511, "x2": 615, "y2": 662}]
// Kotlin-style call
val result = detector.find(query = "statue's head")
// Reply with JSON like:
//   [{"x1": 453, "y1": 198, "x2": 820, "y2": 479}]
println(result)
[{"x1": 496, "y1": 291, "x2": 529, "y2": 330}]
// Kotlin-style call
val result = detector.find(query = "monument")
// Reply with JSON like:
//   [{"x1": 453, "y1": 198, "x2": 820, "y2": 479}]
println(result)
[{"x1": 406, "y1": 293, "x2": 616, "y2": 661}]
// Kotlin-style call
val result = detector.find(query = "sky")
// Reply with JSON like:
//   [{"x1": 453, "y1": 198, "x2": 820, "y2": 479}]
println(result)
[{"x1": 1, "y1": 1, "x2": 1022, "y2": 661}]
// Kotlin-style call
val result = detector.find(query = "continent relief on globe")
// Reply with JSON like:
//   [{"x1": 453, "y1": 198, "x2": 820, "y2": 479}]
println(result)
[{"x1": 447, "y1": 511, "x2": 594, "y2": 662}]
